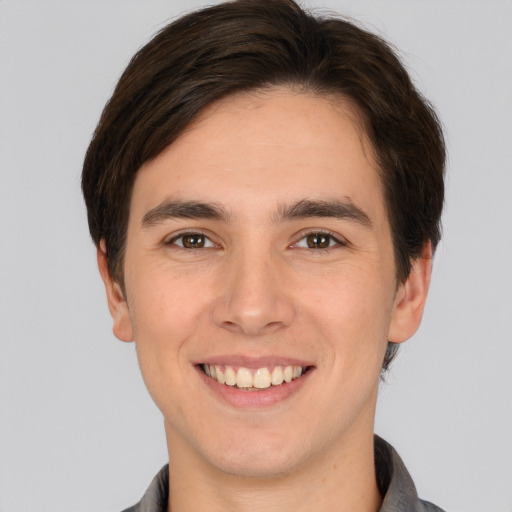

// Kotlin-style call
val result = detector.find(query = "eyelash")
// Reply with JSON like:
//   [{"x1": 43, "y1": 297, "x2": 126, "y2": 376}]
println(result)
[
  {"x1": 165, "y1": 230, "x2": 347, "y2": 251},
  {"x1": 292, "y1": 230, "x2": 347, "y2": 250},
  {"x1": 165, "y1": 231, "x2": 216, "y2": 250}
]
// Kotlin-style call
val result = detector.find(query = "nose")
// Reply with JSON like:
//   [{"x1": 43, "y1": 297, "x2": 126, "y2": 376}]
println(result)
[{"x1": 212, "y1": 247, "x2": 296, "y2": 336}]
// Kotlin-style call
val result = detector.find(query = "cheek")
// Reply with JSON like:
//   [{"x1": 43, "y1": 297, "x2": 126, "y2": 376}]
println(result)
[
  {"x1": 126, "y1": 275, "x2": 207, "y2": 421},
  {"x1": 124, "y1": 265, "x2": 209, "y2": 380},
  {"x1": 305, "y1": 266, "x2": 394, "y2": 368},
  {"x1": 128, "y1": 259, "x2": 211, "y2": 330}
]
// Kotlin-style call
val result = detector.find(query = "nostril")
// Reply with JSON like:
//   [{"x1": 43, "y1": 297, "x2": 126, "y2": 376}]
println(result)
[
  {"x1": 218, "y1": 318, "x2": 288, "y2": 336},
  {"x1": 220, "y1": 321, "x2": 241, "y2": 332}
]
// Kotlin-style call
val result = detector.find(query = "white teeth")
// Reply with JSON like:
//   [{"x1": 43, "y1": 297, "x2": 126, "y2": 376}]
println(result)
[
  {"x1": 236, "y1": 367, "x2": 253, "y2": 388},
  {"x1": 292, "y1": 366, "x2": 302, "y2": 379},
  {"x1": 271, "y1": 366, "x2": 284, "y2": 385},
  {"x1": 253, "y1": 368, "x2": 272, "y2": 389},
  {"x1": 203, "y1": 364, "x2": 306, "y2": 389},
  {"x1": 225, "y1": 366, "x2": 236, "y2": 386},
  {"x1": 215, "y1": 365, "x2": 225, "y2": 384}
]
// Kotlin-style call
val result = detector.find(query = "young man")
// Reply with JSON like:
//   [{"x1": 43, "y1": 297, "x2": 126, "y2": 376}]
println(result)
[{"x1": 82, "y1": 1, "x2": 446, "y2": 510}]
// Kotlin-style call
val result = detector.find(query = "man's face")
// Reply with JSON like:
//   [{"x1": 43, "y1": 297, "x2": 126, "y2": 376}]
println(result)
[{"x1": 100, "y1": 88, "x2": 428, "y2": 478}]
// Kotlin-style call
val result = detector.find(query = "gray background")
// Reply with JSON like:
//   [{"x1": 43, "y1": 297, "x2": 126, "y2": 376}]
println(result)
[{"x1": 1, "y1": 1, "x2": 511, "y2": 511}]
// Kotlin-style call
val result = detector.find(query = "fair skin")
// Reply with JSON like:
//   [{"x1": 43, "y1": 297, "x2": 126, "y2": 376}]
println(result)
[{"x1": 98, "y1": 88, "x2": 431, "y2": 512}]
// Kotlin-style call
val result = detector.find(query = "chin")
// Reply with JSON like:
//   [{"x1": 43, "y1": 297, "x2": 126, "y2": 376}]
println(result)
[
  {"x1": 209, "y1": 449, "x2": 301, "y2": 479},
  {"x1": 198, "y1": 428, "x2": 312, "y2": 479}
]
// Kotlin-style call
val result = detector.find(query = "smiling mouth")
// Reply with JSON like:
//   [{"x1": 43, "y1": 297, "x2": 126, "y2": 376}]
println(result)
[{"x1": 201, "y1": 364, "x2": 310, "y2": 390}]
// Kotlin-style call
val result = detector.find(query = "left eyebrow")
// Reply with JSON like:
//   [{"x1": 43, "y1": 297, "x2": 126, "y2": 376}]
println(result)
[
  {"x1": 273, "y1": 199, "x2": 372, "y2": 228},
  {"x1": 141, "y1": 199, "x2": 231, "y2": 228}
]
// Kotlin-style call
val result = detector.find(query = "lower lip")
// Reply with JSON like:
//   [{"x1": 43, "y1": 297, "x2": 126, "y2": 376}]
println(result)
[{"x1": 196, "y1": 366, "x2": 312, "y2": 409}]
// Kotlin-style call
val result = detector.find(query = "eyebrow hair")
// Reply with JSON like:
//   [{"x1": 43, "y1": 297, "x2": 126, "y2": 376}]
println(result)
[
  {"x1": 274, "y1": 199, "x2": 372, "y2": 227},
  {"x1": 141, "y1": 198, "x2": 372, "y2": 229},
  {"x1": 141, "y1": 200, "x2": 230, "y2": 228}
]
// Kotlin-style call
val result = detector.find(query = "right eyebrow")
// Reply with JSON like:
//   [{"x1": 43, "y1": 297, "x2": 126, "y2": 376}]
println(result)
[{"x1": 141, "y1": 200, "x2": 231, "y2": 228}]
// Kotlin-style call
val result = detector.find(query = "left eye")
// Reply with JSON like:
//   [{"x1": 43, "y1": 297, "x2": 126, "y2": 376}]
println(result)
[
  {"x1": 168, "y1": 233, "x2": 215, "y2": 249},
  {"x1": 295, "y1": 233, "x2": 342, "y2": 249}
]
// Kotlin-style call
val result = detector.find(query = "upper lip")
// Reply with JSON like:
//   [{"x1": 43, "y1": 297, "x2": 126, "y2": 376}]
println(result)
[{"x1": 194, "y1": 355, "x2": 315, "y2": 369}]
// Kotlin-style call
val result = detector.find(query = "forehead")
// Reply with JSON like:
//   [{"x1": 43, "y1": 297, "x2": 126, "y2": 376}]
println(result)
[{"x1": 131, "y1": 88, "x2": 385, "y2": 225}]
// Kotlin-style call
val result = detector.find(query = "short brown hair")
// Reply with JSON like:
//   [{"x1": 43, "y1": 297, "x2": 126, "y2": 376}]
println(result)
[{"x1": 82, "y1": 0, "x2": 445, "y2": 370}]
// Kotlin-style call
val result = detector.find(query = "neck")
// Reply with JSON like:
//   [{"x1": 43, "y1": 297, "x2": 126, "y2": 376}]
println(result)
[{"x1": 165, "y1": 425, "x2": 381, "y2": 512}]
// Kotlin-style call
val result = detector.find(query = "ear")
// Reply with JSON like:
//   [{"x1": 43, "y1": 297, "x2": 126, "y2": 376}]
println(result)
[
  {"x1": 96, "y1": 240, "x2": 134, "y2": 342},
  {"x1": 388, "y1": 242, "x2": 433, "y2": 344}
]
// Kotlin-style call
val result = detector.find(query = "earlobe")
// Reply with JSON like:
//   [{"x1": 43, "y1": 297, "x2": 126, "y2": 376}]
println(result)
[
  {"x1": 96, "y1": 240, "x2": 134, "y2": 343},
  {"x1": 388, "y1": 242, "x2": 433, "y2": 344}
]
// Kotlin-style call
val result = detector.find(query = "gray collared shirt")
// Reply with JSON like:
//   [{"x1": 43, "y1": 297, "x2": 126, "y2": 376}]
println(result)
[{"x1": 122, "y1": 436, "x2": 446, "y2": 512}]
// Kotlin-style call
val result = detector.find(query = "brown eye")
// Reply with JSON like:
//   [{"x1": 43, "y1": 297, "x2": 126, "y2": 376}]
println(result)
[
  {"x1": 169, "y1": 233, "x2": 214, "y2": 249},
  {"x1": 306, "y1": 233, "x2": 331, "y2": 249},
  {"x1": 181, "y1": 234, "x2": 206, "y2": 248}
]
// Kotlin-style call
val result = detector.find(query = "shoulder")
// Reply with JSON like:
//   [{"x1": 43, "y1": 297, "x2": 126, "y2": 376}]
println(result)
[
  {"x1": 121, "y1": 465, "x2": 169, "y2": 512},
  {"x1": 375, "y1": 436, "x2": 447, "y2": 512},
  {"x1": 420, "y1": 500, "x2": 447, "y2": 512}
]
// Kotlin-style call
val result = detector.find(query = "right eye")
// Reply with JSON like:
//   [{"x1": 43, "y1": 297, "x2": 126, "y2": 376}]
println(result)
[{"x1": 167, "y1": 233, "x2": 215, "y2": 249}]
